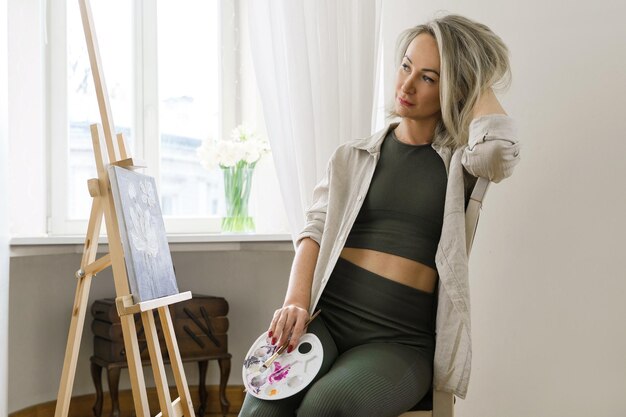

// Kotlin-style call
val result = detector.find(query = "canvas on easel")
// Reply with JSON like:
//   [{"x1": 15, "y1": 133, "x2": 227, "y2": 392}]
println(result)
[{"x1": 108, "y1": 165, "x2": 178, "y2": 302}]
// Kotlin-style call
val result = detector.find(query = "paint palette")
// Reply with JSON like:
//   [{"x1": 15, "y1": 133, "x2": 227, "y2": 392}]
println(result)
[{"x1": 242, "y1": 332, "x2": 323, "y2": 400}]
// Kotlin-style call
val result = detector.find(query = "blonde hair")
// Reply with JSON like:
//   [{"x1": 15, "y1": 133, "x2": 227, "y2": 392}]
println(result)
[{"x1": 387, "y1": 12, "x2": 512, "y2": 148}]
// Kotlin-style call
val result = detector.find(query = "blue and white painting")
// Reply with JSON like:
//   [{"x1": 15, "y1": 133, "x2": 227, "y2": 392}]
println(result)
[{"x1": 108, "y1": 165, "x2": 179, "y2": 303}]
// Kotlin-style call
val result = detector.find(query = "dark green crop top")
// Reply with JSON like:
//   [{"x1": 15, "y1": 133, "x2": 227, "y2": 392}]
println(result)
[{"x1": 344, "y1": 128, "x2": 448, "y2": 270}]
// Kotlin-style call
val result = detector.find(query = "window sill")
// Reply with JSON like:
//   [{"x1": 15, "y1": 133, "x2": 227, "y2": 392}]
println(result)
[{"x1": 9, "y1": 233, "x2": 294, "y2": 257}]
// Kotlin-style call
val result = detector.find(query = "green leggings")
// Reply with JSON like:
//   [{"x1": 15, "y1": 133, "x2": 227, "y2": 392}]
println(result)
[{"x1": 239, "y1": 257, "x2": 437, "y2": 417}]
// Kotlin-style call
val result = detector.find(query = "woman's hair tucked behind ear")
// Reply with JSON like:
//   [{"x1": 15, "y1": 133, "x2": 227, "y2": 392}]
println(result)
[{"x1": 387, "y1": 12, "x2": 512, "y2": 149}]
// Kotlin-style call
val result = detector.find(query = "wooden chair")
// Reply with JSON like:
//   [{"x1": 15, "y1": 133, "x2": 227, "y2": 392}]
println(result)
[
  {"x1": 398, "y1": 176, "x2": 491, "y2": 417},
  {"x1": 398, "y1": 390, "x2": 455, "y2": 417}
]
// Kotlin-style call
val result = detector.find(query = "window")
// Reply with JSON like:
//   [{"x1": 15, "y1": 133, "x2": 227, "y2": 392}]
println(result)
[
  {"x1": 49, "y1": 0, "x2": 287, "y2": 235},
  {"x1": 156, "y1": 0, "x2": 220, "y2": 220}
]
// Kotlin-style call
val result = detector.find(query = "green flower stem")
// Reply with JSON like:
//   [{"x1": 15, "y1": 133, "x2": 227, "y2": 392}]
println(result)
[{"x1": 221, "y1": 161, "x2": 256, "y2": 233}]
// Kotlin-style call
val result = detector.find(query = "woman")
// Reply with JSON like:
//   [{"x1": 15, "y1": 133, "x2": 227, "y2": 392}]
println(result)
[{"x1": 240, "y1": 13, "x2": 520, "y2": 417}]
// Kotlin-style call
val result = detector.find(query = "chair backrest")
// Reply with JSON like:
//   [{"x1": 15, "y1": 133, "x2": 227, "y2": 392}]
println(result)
[
  {"x1": 398, "y1": 177, "x2": 491, "y2": 417},
  {"x1": 465, "y1": 177, "x2": 491, "y2": 256}
]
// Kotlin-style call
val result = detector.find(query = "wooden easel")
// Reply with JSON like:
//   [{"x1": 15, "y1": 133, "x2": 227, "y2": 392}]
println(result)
[{"x1": 54, "y1": 1, "x2": 195, "y2": 416}]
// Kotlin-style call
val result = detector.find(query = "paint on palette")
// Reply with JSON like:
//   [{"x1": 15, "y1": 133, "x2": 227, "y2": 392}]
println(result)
[{"x1": 243, "y1": 332, "x2": 324, "y2": 400}]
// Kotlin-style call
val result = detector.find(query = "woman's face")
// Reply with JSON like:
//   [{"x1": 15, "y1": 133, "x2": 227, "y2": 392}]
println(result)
[{"x1": 394, "y1": 33, "x2": 441, "y2": 122}]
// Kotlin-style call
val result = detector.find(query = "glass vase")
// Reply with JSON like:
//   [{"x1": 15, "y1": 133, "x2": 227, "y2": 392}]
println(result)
[{"x1": 221, "y1": 162, "x2": 256, "y2": 233}]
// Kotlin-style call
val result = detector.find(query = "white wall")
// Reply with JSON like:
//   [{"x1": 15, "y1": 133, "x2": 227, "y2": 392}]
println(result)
[
  {"x1": 383, "y1": 1, "x2": 626, "y2": 416},
  {"x1": 1, "y1": 0, "x2": 10, "y2": 414}
]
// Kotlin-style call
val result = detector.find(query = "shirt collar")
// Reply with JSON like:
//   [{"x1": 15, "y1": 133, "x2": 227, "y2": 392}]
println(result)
[
  {"x1": 350, "y1": 121, "x2": 442, "y2": 155},
  {"x1": 349, "y1": 122, "x2": 397, "y2": 154}
]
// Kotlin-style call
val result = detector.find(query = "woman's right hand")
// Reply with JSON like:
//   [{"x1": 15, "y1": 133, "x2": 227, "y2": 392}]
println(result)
[{"x1": 267, "y1": 304, "x2": 310, "y2": 353}]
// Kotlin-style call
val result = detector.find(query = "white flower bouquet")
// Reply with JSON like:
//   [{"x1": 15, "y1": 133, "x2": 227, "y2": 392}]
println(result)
[
  {"x1": 197, "y1": 124, "x2": 271, "y2": 170},
  {"x1": 197, "y1": 124, "x2": 271, "y2": 232}
]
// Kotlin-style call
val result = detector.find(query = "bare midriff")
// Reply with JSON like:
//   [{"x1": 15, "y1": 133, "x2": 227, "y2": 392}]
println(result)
[{"x1": 339, "y1": 247, "x2": 438, "y2": 294}]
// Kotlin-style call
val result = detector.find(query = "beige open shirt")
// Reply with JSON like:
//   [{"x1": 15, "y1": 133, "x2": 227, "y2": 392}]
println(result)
[{"x1": 294, "y1": 114, "x2": 520, "y2": 399}]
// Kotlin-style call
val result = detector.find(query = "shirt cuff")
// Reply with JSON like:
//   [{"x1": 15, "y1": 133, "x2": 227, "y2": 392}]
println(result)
[{"x1": 294, "y1": 231, "x2": 321, "y2": 249}]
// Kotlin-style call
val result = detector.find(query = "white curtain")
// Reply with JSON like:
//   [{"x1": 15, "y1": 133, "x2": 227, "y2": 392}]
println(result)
[{"x1": 247, "y1": 0, "x2": 382, "y2": 245}]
